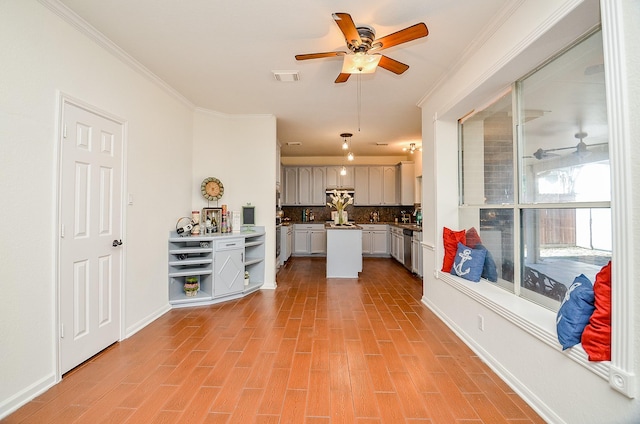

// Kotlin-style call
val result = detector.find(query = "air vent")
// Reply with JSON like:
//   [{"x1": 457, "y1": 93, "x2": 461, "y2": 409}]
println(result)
[
  {"x1": 376, "y1": 142, "x2": 388, "y2": 146},
  {"x1": 273, "y1": 71, "x2": 300, "y2": 82},
  {"x1": 287, "y1": 142, "x2": 302, "y2": 146}
]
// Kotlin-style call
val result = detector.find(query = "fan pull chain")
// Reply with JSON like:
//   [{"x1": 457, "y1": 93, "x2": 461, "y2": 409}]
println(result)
[{"x1": 357, "y1": 74, "x2": 362, "y2": 132}]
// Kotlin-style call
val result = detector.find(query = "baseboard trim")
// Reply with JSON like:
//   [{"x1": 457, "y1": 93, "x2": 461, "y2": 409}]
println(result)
[
  {"x1": 0, "y1": 373, "x2": 57, "y2": 420},
  {"x1": 124, "y1": 304, "x2": 171, "y2": 339}
]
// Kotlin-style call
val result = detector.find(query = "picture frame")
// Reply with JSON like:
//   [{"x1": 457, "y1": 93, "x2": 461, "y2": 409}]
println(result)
[
  {"x1": 201, "y1": 207, "x2": 222, "y2": 234},
  {"x1": 242, "y1": 204, "x2": 255, "y2": 232}
]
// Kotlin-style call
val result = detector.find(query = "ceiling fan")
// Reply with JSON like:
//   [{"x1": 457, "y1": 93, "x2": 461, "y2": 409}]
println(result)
[
  {"x1": 525, "y1": 132, "x2": 608, "y2": 160},
  {"x1": 295, "y1": 13, "x2": 429, "y2": 83}
]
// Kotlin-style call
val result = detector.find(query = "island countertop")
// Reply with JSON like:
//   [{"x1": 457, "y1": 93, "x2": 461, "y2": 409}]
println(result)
[{"x1": 324, "y1": 222, "x2": 362, "y2": 230}]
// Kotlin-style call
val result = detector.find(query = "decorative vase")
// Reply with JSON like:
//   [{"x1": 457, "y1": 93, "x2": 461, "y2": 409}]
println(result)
[
  {"x1": 184, "y1": 276, "x2": 199, "y2": 297},
  {"x1": 337, "y1": 208, "x2": 345, "y2": 225}
]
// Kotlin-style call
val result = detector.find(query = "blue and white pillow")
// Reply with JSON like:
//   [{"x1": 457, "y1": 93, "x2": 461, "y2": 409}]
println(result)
[
  {"x1": 556, "y1": 274, "x2": 595, "y2": 350},
  {"x1": 450, "y1": 242, "x2": 487, "y2": 282}
]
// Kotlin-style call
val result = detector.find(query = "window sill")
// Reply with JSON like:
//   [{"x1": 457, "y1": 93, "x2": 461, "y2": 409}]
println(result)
[{"x1": 437, "y1": 271, "x2": 610, "y2": 380}]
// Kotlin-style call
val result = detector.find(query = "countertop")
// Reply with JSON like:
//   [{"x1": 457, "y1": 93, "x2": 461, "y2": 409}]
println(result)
[{"x1": 283, "y1": 221, "x2": 422, "y2": 231}]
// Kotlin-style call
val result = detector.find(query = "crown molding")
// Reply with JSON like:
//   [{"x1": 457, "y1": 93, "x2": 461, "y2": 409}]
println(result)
[{"x1": 37, "y1": 0, "x2": 194, "y2": 110}]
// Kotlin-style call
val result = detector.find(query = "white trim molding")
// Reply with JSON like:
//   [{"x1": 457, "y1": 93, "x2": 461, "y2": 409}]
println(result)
[{"x1": 601, "y1": 0, "x2": 636, "y2": 398}]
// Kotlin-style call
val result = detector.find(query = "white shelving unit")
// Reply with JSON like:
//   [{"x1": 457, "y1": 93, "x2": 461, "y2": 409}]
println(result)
[{"x1": 168, "y1": 226, "x2": 265, "y2": 308}]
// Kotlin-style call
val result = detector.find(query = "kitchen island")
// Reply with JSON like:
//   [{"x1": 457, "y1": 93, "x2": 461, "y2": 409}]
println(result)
[{"x1": 325, "y1": 223, "x2": 362, "y2": 278}]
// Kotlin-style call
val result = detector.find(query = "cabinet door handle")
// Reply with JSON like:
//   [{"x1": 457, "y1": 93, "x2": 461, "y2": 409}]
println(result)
[{"x1": 112, "y1": 239, "x2": 123, "y2": 247}]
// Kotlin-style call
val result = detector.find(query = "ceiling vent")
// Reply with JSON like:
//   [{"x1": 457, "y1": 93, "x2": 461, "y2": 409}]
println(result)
[
  {"x1": 286, "y1": 142, "x2": 302, "y2": 146},
  {"x1": 273, "y1": 71, "x2": 300, "y2": 82},
  {"x1": 376, "y1": 142, "x2": 388, "y2": 146}
]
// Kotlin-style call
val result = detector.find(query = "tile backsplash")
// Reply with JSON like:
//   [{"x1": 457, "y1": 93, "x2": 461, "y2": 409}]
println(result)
[{"x1": 282, "y1": 205, "x2": 418, "y2": 224}]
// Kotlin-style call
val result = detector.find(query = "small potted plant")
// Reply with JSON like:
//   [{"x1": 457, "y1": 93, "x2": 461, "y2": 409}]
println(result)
[{"x1": 184, "y1": 276, "x2": 199, "y2": 297}]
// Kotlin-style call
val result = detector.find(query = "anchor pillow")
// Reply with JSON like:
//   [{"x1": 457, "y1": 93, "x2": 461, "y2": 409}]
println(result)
[{"x1": 450, "y1": 242, "x2": 487, "y2": 283}]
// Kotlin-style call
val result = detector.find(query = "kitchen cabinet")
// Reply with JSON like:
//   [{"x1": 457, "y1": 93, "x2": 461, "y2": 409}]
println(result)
[
  {"x1": 283, "y1": 166, "x2": 326, "y2": 205},
  {"x1": 293, "y1": 224, "x2": 326, "y2": 255},
  {"x1": 360, "y1": 224, "x2": 389, "y2": 256},
  {"x1": 213, "y1": 238, "x2": 245, "y2": 298},
  {"x1": 383, "y1": 166, "x2": 398, "y2": 205},
  {"x1": 280, "y1": 224, "x2": 293, "y2": 265},
  {"x1": 398, "y1": 161, "x2": 415, "y2": 205},
  {"x1": 354, "y1": 166, "x2": 398, "y2": 205},
  {"x1": 354, "y1": 167, "x2": 369, "y2": 205},
  {"x1": 311, "y1": 167, "x2": 326, "y2": 204},
  {"x1": 168, "y1": 228, "x2": 265, "y2": 308},
  {"x1": 326, "y1": 166, "x2": 354, "y2": 189},
  {"x1": 411, "y1": 230, "x2": 423, "y2": 277},
  {"x1": 283, "y1": 167, "x2": 298, "y2": 205},
  {"x1": 390, "y1": 226, "x2": 404, "y2": 263}
]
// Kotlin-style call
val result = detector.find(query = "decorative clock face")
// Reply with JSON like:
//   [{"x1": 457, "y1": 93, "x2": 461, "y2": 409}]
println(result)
[{"x1": 201, "y1": 177, "x2": 224, "y2": 201}]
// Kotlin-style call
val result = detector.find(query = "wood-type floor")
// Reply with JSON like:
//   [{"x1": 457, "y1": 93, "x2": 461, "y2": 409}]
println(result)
[{"x1": 3, "y1": 257, "x2": 545, "y2": 424}]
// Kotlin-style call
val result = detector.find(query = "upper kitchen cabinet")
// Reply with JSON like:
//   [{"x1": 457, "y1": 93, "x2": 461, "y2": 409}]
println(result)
[
  {"x1": 326, "y1": 166, "x2": 354, "y2": 189},
  {"x1": 398, "y1": 162, "x2": 415, "y2": 206},
  {"x1": 282, "y1": 166, "x2": 325, "y2": 206},
  {"x1": 355, "y1": 166, "x2": 398, "y2": 205},
  {"x1": 283, "y1": 167, "x2": 298, "y2": 205}
]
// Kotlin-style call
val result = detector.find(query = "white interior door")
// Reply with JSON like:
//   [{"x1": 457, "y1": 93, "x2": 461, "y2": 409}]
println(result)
[{"x1": 59, "y1": 101, "x2": 123, "y2": 374}]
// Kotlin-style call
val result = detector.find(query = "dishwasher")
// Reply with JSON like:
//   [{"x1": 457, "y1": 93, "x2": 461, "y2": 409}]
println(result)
[{"x1": 402, "y1": 228, "x2": 413, "y2": 271}]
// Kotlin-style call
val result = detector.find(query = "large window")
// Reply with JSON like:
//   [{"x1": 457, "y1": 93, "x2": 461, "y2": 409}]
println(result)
[{"x1": 459, "y1": 29, "x2": 611, "y2": 311}]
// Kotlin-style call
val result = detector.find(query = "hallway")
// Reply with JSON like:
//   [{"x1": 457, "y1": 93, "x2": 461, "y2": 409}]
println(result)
[{"x1": 4, "y1": 257, "x2": 544, "y2": 423}]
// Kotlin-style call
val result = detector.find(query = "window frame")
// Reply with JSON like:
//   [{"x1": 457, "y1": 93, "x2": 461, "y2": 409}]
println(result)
[{"x1": 442, "y1": 16, "x2": 636, "y2": 396}]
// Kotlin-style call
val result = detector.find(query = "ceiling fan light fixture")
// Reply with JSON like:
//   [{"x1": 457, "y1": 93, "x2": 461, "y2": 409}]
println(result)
[{"x1": 341, "y1": 53, "x2": 381, "y2": 74}]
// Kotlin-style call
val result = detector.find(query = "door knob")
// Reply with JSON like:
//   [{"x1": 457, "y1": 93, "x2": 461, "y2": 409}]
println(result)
[{"x1": 112, "y1": 239, "x2": 123, "y2": 247}]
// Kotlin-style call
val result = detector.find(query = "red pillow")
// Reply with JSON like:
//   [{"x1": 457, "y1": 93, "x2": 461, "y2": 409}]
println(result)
[
  {"x1": 581, "y1": 261, "x2": 612, "y2": 361},
  {"x1": 442, "y1": 227, "x2": 466, "y2": 272},
  {"x1": 466, "y1": 227, "x2": 482, "y2": 248}
]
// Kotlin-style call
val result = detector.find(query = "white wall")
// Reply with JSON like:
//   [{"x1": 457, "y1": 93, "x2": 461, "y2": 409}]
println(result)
[
  {"x1": 0, "y1": 2, "x2": 280, "y2": 418},
  {"x1": 192, "y1": 109, "x2": 278, "y2": 288},
  {"x1": 420, "y1": 0, "x2": 640, "y2": 423},
  {"x1": 0, "y1": 0, "x2": 194, "y2": 416}
]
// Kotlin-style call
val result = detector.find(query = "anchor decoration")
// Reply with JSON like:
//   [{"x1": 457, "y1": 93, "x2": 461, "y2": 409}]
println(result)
[{"x1": 452, "y1": 247, "x2": 474, "y2": 277}]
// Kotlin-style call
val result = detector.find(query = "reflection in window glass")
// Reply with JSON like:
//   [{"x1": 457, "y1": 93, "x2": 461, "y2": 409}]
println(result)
[
  {"x1": 521, "y1": 208, "x2": 611, "y2": 310},
  {"x1": 519, "y1": 31, "x2": 609, "y2": 204},
  {"x1": 457, "y1": 29, "x2": 610, "y2": 312},
  {"x1": 460, "y1": 92, "x2": 513, "y2": 205}
]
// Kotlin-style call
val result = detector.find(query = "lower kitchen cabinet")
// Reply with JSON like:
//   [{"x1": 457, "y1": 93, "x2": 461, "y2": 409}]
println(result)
[
  {"x1": 214, "y1": 238, "x2": 244, "y2": 297},
  {"x1": 412, "y1": 230, "x2": 423, "y2": 277},
  {"x1": 293, "y1": 224, "x2": 326, "y2": 255},
  {"x1": 168, "y1": 227, "x2": 265, "y2": 308},
  {"x1": 390, "y1": 226, "x2": 404, "y2": 263},
  {"x1": 280, "y1": 224, "x2": 293, "y2": 265},
  {"x1": 360, "y1": 224, "x2": 390, "y2": 256}
]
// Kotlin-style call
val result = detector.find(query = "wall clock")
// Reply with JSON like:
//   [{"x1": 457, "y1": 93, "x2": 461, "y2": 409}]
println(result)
[{"x1": 201, "y1": 177, "x2": 224, "y2": 201}]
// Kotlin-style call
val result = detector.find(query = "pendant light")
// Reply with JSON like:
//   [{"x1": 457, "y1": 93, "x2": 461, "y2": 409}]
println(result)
[{"x1": 340, "y1": 132, "x2": 355, "y2": 162}]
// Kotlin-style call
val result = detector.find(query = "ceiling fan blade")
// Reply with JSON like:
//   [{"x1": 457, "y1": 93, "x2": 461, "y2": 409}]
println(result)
[
  {"x1": 371, "y1": 23, "x2": 429, "y2": 51},
  {"x1": 295, "y1": 52, "x2": 345, "y2": 60},
  {"x1": 335, "y1": 73, "x2": 351, "y2": 83},
  {"x1": 332, "y1": 13, "x2": 362, "y2": 47},
  {"x1": 377, "y1": 55, "x2": 409, "y2": 74}
]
